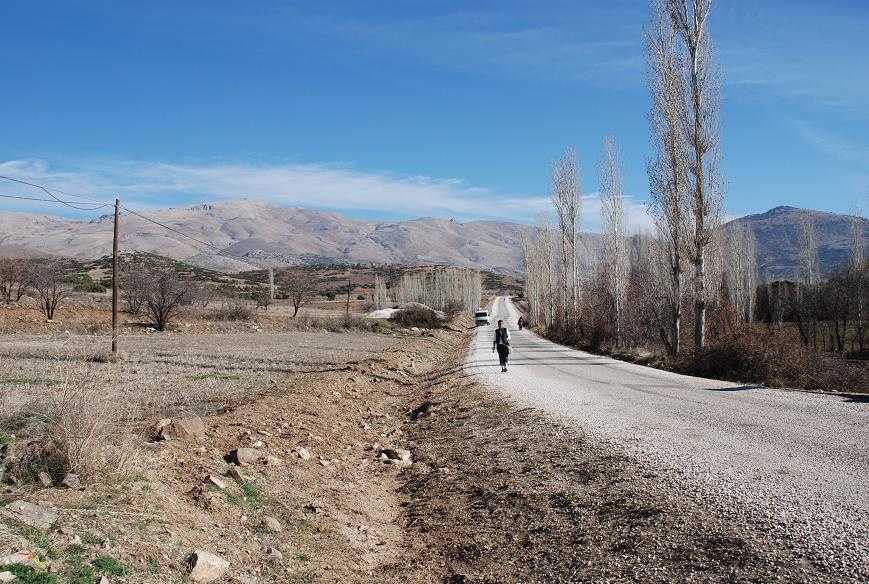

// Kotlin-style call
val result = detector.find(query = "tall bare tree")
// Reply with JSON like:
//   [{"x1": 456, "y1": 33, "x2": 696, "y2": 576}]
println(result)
[
  {"x1": 797, "y1": 213, "x2": 820, "y2": 348},
  {"x1": 646, "y1": 0, "x2": 689, "y2": 355},
  {"x1": 551, "y1": 146, "x2": 582, "y2": 329},
  {"x1": 669, "y1": 0, "x2": 725, "y2": 349},
  {"x1": 599, "y1": 135, "x2": 629, "y2": 347},
  {"x1": 848, "y1": 207, "x2": 866, "y2": 352},
  {"x1": 373, "y1": 275, "x2": 389, "y2": 310}
]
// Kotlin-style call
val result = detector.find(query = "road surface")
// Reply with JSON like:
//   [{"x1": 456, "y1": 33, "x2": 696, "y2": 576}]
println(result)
[{"x1": 465, "y1": 296, "x2": 869, "y2": 577}]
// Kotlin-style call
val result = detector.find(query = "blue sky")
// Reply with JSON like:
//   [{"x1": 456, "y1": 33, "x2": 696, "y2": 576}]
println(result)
[{"x1": 1, "y1": 0, "x2": 867, "y2": 229}]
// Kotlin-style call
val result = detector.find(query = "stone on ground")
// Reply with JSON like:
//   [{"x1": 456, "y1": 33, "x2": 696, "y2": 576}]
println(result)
[
  {"x1": 230, "y1": 448, "x2": 263, "y2": 466},
  {"x1": 260, "y1": 515, "x2": 282, "y2": 533},
  {"x1": 1, "y1": 500, "x2": 59, "y2": 531},
  {"x1": 158, "y1": 416, "x2": 207, "y2": 441},
  {"x1": 188, "y1": 550, "x2": 230, "y2": 583}
]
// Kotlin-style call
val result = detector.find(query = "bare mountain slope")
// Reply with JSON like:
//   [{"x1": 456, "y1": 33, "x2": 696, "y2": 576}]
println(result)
[
  {"x1": 0, "y1": 199, "x2": 524, "y2": 273},
  {"x1": 731, "y1": 206, "x2": 867, "y2": 280},
  {"x1": 0, "y1": 199, "x2": 863, "y2": 277}
]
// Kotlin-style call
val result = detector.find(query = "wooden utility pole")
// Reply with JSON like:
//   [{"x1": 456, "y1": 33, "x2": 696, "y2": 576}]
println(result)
[
  {"x1": 111, "y1": 198, "x2": 120, "y2": 356},
  {"x1": 345, "y1": 277, "x2": 351, "y2": 317}
]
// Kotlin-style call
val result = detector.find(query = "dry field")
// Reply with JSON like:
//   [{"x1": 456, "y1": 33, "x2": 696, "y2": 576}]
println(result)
[
  {"x1": 0, "y1": 298, "x2": 849, "y2": 583},
  {"x1": 0, "y1": 300, "x2": 468, "y2": 583}
]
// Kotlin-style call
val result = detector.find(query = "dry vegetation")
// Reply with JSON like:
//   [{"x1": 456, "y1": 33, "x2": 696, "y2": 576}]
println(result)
[{"x1": 0, "y1": 294, "x2": 469, "y2": 583}]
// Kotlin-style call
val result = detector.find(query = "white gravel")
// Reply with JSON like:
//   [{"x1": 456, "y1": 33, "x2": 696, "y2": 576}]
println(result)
[{"x1": 466, "y1": 296, "x2": 869, "y2": 581}]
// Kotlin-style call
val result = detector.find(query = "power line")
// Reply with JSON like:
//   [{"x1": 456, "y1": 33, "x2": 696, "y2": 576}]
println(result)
[
  {"x1": 0, "y1": 174, "x2": 263, "y2": 268},
  {"x1": 0, "y1": 175, "x2": 112, "y2": 211},
  {"x1": 0, "y1": 192, "x2": 112, "y2": 205},
  {"x1": 0, "y1": 175, "x2": 110, "y2": 206},
  {"x1": 121, "y1": 206, "x2": 239, "y2": 257}
]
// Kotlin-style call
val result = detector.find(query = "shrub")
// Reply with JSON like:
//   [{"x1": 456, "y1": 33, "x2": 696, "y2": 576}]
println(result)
[
  {"x1": 390, "y1": 305, "x2": 441, "y2": 329},
  {"x1": 38, "y1": 382, "x2": 139, "y2": 485},
  {"x1": 674, "y1": 326, "x2": 869, "y2": 393},
  {"x1": 213, "y1": 299, "x2": 254, "y2": 321}
]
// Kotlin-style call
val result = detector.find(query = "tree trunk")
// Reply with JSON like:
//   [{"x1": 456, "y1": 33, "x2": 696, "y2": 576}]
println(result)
[{"x1": 694, "y1": 253, "x2": 706, "y2": 348}]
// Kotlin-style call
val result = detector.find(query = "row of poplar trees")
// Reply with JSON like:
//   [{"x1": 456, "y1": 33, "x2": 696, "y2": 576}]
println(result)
[{"x1": 521, "y1": 0, "x2": 741, "y2": 356}]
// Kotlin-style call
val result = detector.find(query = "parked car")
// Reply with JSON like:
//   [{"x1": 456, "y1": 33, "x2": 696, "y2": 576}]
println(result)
[{"x1": 474, "y1": 309, "x2": 490, "y2": 326}]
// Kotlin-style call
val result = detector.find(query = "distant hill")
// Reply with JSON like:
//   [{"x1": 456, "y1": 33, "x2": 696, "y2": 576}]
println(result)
[
  {"x1": 0, "y1": 199, "x2": 524, "y2": 274},
  {"x1": 0, "y1": 199, "x2": 864, "y2": 279},
  {"x1": 729, "y1": 206, "x2": 867, "y2": 280}
]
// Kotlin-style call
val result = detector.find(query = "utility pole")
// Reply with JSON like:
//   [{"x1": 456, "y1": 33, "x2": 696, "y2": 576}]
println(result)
[
  {"x1": 345, "y1": 277, "x2": 351, "y2": 317},
  {"x1": 111, "y1": 198, "x2": 120, "y2": 356},
  {"x1": 268, "y1": 267, "x2": 275, "y2": 300}
]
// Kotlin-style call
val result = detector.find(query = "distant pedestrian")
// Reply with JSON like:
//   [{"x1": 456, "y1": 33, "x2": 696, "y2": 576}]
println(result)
[
  {"x1": 492, "y1": 319, "x2": 511, "y2": 372},
  {"x1": 517, "y1": 316, "x2": 525, "y2": 330}
]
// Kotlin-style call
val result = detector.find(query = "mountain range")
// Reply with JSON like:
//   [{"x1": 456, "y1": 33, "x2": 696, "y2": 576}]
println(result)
[{"x1": 0, "y1": 199, "x2": 864, "y2": 280}]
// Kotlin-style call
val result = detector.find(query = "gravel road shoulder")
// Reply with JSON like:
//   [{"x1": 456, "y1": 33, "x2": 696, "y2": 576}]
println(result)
[{"x1": 385, "y1": 380, "x2": 835, "y2": 583}]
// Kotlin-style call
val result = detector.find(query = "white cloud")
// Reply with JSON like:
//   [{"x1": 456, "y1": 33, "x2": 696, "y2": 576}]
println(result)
[{"x1": 0, "y1": 158, "x2": 654, "y2": 230}]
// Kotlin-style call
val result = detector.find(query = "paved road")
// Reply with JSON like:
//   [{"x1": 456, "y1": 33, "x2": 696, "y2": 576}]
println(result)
[{"x1": 465, "y1": 296, "x2": 869, "y2": 577}]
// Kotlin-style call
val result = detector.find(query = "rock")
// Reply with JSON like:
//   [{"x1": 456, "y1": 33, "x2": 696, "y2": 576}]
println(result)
[
  {"x1": 204, "y1": 475, "x2": 227, "y2": 490},
  {"x1": 98, "y1": 576, "x2": 110, "y2": 584},
  {"x1": 0, "y1": 550, "x2": 45, "y2": 569},
  {"x1": 0, "y1": 571, "x2": 14, "y2": 582},
  {"x1": 381, "y1": 448, "x2": 412, "y2": 463},
  {"x1": 260, "y1": 516, "x2": 282, "y2": 533},
  {"x1": 158, "y1": 416, "x2": 206, "y2": 442},
  {"x1": 264, "y1": 547, "x2": 283, "y2": 564},
  {"x1": 230, "y1": 448, "x2": 263, "y2": 466},
  {"x1": 188, "y1": 550, "x2": 230, "y2": 583},
  {"x1": 295, "y1": 447, "x2": 311, "y2": 461},
  {"x1": 37, "y1": 471, "x2": 53, "y2": 488},
  {"x1": 61, "y1": 473, "x2": 81, "y2": 489},
  {"x1": 2, "y1": 500, "x2": 59, "y2": 531},
  {"x1": 227, "y1": 467, "x2": 246, "y2": 481}
]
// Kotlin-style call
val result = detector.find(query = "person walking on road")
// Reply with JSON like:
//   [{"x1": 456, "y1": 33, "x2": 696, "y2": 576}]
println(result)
[
  {"x1": 492, "y1": 319, "x2": 511, "y2": 372},
  {"x1": 517, "y1": 316, "x2": 525, "y2": 330}
]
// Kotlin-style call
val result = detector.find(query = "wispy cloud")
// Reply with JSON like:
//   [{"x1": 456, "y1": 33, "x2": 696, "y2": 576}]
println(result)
[
  {"x1": 790, "y1": 121, "x2": 869, "y2": 166},
  {"x1": 0, "y1": 158, "x2": 653, "y2": 231}
]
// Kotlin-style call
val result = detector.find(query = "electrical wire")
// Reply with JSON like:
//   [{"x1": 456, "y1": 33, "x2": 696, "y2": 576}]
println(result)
[
  {"x1": 0, "y1": 174, "x2": 114, "y2": 210},
  {"x1": 0, "y1": 192, "x2": 111, "y2": 205},
  {"x1": 0, "y1": 175, "x2": 112, "y2": 210},
  {"x1": 0, "y1": 174, "x2": 262, "y2": 267}
]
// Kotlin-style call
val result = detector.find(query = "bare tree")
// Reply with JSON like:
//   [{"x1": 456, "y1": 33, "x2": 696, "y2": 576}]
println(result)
[
  {"x1": 848, "y1": 208, "x2": 866, "y2": 351},
  {"x1": 599, "y1": 135, "x2": 630, "y2": 347},
  {"x1": 255, "y1": 287, "x2": 272, "y2": 310},
  {"x1": 120, "y1": 263, "x2": 149, "y2": 315},
  {"x1": 373, "y1": 275, "x2": 389, "y2": 310},
  {"x1": 551, "y1": 146, "x2": 582, "y2": 329},
  {"x1": 32, "y1": 262, "x2": 70, "y2": 321},
  {"x1": 724, "y1": 224, "x2": 757, "y2": 324},
  {"x1": 282, "y1": 268, "x2": 316, "y2": 318},
  {"x1": 394, "y1": 267, "x2": 481, "y2": 313},
  {"x1": 646, "y1": 0, "x2": 689, "y2": 355},
  {"x1": 669, "y1": 0, "x2": 725, "y2": 349},
  {"x1": 796, "y1": 214, "x2": 820, "y2": 348},
  {"x1": 0, "y1": 258, "x2": 34, "y2": 303},
  {"x1": 142, "y1": 268, "x2": 191, "y2": 331}
]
